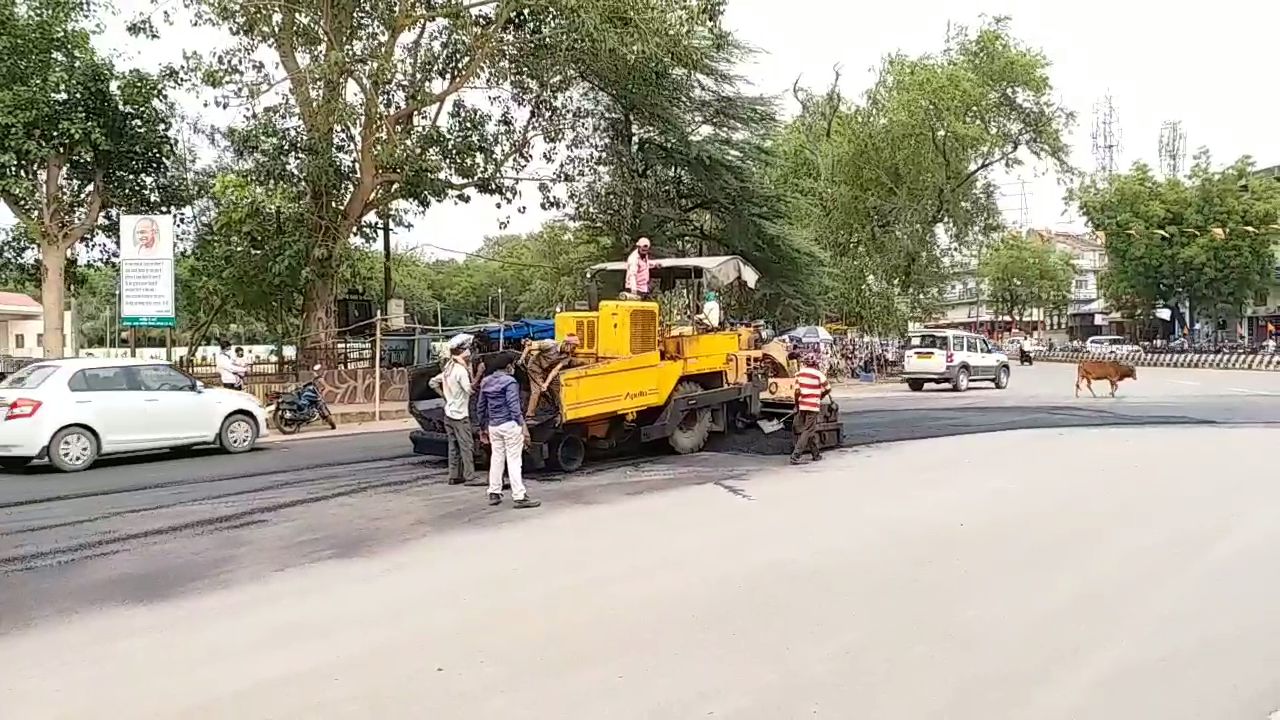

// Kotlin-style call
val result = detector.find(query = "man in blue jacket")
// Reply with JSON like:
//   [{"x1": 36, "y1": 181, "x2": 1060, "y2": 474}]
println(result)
[{"x1": 477, "y1": 355, "x2": 541, "y2": 509}]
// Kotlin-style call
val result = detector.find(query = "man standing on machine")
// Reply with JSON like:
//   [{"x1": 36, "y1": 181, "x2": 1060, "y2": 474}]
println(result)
[{"x1": 624, "y1": 237, "x2": 653, "y2": 299}]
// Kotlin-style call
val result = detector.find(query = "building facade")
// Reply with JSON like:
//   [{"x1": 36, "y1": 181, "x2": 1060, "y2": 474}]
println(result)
[
  {"x1": 0, "y1": 291, "x2": 75, "y2": 358},
  {"x1": 927, "y1": 229, "x2": 1107, "y2": 342}
]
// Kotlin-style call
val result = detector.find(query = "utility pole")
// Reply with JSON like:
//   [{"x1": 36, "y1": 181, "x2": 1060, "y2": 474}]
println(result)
[
  {"x1": 497, "y1": 287, "x2": 505, "y2": 349},
  {"x1": 373, "y1": 311, "x2": 382, "y2": 422},
  {"x1": 381, "y1": 215, "x2": 392, "y2": 319}
]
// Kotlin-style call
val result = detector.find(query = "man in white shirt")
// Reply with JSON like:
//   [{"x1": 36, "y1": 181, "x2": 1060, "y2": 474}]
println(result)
[
  {"x1": 215, "y1": 340, "x2": 248, "y2": 389},
  {"x1": 430, "y1": 343, "x2": 482, "y2": 485}
]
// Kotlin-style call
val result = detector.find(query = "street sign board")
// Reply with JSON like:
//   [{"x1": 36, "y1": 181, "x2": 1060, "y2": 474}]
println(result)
[{"x1": 119, "y1": 214, "x2": 176, "y2": 329}]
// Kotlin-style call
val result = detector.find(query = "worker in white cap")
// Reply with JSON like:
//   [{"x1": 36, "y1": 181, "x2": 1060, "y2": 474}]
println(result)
[{"x1": 624, "y1": 236, "x2": 653, "y2": 298}]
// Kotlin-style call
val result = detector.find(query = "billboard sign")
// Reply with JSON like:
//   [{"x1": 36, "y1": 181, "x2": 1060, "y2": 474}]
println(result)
[{"x1": 119, "y1": 214, "x2": 176, "y2": 328}]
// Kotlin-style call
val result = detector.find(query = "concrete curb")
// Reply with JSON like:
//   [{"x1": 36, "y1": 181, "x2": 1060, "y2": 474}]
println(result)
[
  {"x1": 264, "y1": 417, "x2": 415, "y2": 444},
  {"x1": 1038, "y1": 350, "x2": 1280, "y2": 371}
]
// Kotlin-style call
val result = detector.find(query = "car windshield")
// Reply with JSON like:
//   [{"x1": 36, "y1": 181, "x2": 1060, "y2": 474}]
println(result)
[
  {"x1": 0, "y1": 364, "x2": 58, "y2": 389},
  {"x1": 908, "y1": 334, "x2": 949, "y2": 350}
]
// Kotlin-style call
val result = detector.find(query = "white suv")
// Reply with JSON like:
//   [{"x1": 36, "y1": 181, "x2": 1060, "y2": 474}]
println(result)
[
  {"x1": 902, "y1": 329, "x2": 1010, "y2": 392},
  {"x1": 0, "y1": 358, "x2": 269, "y2": 472}
]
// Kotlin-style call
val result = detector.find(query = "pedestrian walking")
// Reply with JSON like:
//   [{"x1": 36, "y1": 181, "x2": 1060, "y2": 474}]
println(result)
[
  {"x1": 429, "y1": 342, "x2": 482, "y2": 486},
  {"x1": 791, "y1": 353, "x2": 831, "y2": 465},
  {"x1": 215, "y1": 339, "x2": 248, "y2": 390},
  {"x1": 477, "y1": 354, "x2": 541, "y2": 509}
]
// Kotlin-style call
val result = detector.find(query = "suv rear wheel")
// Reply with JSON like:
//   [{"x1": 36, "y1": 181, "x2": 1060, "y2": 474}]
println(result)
[{"x1": 952, "y1": 367, "x2": 970, "y2": 392}]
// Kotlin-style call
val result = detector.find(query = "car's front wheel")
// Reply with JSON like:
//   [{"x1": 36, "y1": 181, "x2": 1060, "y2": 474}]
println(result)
[
  {"x1": 48, "y1": 426, "x2": 99, "y2": 472},
  {"x1": 994, "y1": 365, "x2": 1010, "y2": 390},
  {"x1": 219, "y1": 413, "x2": 259, "y2": 454}
]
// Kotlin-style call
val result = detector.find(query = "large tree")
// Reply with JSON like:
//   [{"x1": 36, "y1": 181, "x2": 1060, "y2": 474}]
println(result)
[
  {"x1": 153, "y1": 0, "x2": 733, "y2": 358},
  {"x1": 771, "y1": 18, "x2": 1074, "y2": 332},
  {"x1": 559, "y1": 9, "x2": 823, "y2": 324},
  {"x1": 978, "y1": 232, "x2": 1075, "y2": 329},
  {"x1": 1073, "y1": 152, "x2": 1280, "y2": 333},
  {"x1": 0, "y1": 0, "x2": 176, "y2": 357}
]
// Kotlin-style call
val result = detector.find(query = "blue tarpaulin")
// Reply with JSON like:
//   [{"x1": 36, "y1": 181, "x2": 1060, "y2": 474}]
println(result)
[{"x1": 477, "y1": 319, "x2": 555, "y2": 342}]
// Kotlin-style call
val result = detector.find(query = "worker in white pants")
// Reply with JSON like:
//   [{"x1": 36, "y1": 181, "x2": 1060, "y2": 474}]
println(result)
[
  {"x1": 486, "y1": 421, "x2": 529, "y2": 502},
  {"x1": 476, "y1": 354, "x2": 541, "y2": 509}
]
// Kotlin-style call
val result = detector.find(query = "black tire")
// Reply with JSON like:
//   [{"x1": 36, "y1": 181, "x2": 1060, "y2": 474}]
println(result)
[
  {"x1": 47, "y1": 426, "x2": 99, "y2": 473},
  {"x1": 219, "y1": 413, "x2": 259, "y2": 453},
  {"x1": 273, "y1": 408, "x2": 300, "y2": 435},
  {"x1": 907, "y1": 380, "x2": 925, "y2": 392},
  {"x1": 548, "y1": 434, "x2": 586, "y2": 472},
  {"x1": 952, "y1": 367, "x2": 970, "y2": 393},
  {"x1": 667, "y1": 380, "x2": 713, "y2": 455},
  {"x1": 0, "y1": 457, "x2": 31, "y2": 471},
  {"x1": 994, "y1": 365, "x2": 1010, "y2": 390}
]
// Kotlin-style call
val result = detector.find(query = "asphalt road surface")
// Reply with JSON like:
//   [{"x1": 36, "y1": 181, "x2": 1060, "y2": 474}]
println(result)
[{"x1": 5, "y1": 362, "x2": 1280, "y2": 717}]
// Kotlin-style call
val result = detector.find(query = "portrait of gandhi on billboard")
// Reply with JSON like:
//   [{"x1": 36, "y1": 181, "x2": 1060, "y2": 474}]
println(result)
[{"x1": 132, "y1": 216, "x2": 162, "y2": 257}]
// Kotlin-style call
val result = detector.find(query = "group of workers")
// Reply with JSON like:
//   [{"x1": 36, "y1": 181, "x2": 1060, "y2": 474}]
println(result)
[
  {"x1": 428, "y1": 332, "x2": 591, "y2": 509},
  {"x1": 428, "y1": 235, "x2": 830, "y2": 503}
]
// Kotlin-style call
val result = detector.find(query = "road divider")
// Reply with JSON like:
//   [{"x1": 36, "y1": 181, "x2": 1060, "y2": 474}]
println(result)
[{"x1": 1038, "y1": 350, "x2": 1280, "y2": 371}]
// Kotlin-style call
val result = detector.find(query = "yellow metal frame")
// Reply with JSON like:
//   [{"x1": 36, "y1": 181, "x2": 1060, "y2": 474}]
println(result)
[{"x1": 547, "y1": 300, "x2": 747, "y2": 424}]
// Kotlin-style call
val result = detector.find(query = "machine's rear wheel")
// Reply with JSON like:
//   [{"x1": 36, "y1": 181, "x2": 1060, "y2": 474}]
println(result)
[
  {"x1": 668, "y1": 380, "x2": 713, "y2": 455},
  {"x1": 548, "y1": 434, "x2": 586, "y2": 472},
  {"x1": 907, "y1": 380, "x2": 925, "y2": 392}
]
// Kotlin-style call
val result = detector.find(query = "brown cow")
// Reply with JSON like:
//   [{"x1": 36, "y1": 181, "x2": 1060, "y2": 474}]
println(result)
[{"x1": 1075, "y1": 360, "x2": 1137, "y2": 398}]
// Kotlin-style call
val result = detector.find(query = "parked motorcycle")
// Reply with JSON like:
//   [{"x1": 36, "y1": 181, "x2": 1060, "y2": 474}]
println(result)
[{"x1": 266, "y1": 365, "x2": 337, "y2": 434}]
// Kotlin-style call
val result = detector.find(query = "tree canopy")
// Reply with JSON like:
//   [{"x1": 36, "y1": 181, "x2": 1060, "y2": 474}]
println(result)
[
  {"x1": 1073, "y1": 152, "x2": 1280, "y2": 330},
  {"x1": 1, "y1": 0, "x2": 177, "y2": 357},
  {"x1": 768, "y1": 17, "x2": 1074, "y2": 333},
  {"x1": 978, "y1": 232, "x2": 1075, "y2": 328}
]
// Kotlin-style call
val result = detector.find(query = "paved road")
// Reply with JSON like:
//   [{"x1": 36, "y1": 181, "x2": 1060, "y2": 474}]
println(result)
[
  {"x1": 3, "y1": 362, "x2": 1280, "y2": 633},
  {"x1": 7, "y1": 425, "x2": 1280, "y2": 719}
]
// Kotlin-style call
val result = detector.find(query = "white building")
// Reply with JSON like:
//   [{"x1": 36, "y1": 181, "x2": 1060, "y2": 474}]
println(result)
[
  {"x1": 1033, "y1": 229, "x2": 1109, "y2": 344},
  {"x1": 0, "y1": 291, "x2": 75, "y2": 358},
  {"x1": 928, "y1": 229, "x2": 1107, "y2": 342}
]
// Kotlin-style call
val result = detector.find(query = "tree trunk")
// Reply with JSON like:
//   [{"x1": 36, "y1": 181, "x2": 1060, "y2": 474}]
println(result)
[
  {"x1": 300, "y1": 270, "x2": 336, "y2": 367},
  {"x1": 39, "y1": 243, "x2": 66, "y2": 358}
]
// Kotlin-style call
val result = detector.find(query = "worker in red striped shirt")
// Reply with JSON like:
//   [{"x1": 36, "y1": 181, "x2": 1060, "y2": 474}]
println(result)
[{"x1": 791, "y1": 353, "x2": 831, "y2": 464}]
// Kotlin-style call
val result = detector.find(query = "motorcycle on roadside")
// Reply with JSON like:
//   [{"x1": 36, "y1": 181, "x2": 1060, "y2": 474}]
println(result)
[
  {"x1": 266, "y1": 364, "x2": 337, "y2": 434},
  {"x1": 1019, "y1": 345, "x2": 1034, "y2": 366}
]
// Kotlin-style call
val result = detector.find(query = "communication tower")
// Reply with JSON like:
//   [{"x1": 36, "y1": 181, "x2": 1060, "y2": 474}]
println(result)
[
  {"x1": 1091, "y1": 93, "x2": 1122, "y2": 175},
  {"x1": 1157, "y1": 120, "x2": 1187, "y2": 177}
]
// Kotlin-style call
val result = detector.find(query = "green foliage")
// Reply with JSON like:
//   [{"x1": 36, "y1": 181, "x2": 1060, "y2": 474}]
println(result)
[
  {"x1": 978, "y1": 232, "x2": 1075, "y2": 325},
  {"x1": 0, "y1": 0, "x2": 178, "y2": 356},
  {"x1": 1073, "y1": 152, "x2": 1280, "y2": 325},
  {"x1": 770, "y1": 17, "x2": 1073, "y2": 333},
  {"x1": 152, "y1": 0, "x2": 737, "y2": 346}
]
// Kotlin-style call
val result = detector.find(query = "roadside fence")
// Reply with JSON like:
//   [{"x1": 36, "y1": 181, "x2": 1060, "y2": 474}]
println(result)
[{"x1": 1038, "y1": 350, "x2": 1280, "y2": 371}]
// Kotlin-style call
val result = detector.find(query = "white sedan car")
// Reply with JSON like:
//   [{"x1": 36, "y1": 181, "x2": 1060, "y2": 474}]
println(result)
[{"x1": 0, "y1": 358, "x2": 269, "y2": 472}]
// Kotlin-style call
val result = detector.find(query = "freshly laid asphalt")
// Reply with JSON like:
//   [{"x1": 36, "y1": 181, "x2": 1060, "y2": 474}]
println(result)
[
  {"x1": 7, "y1": 361, "x2": 1280, "y2": 718},
  {"x1": 3, "y1": 361, "x2": 1279, "y2": 634}
]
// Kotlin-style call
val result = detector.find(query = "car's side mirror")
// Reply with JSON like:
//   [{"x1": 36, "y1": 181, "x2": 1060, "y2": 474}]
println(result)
[{"x1": 193, "y1": 380, "x2": 205, "y2": 393}]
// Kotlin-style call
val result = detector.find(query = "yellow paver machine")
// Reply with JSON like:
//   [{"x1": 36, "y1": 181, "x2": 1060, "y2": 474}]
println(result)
[{"x1": 408, "y1": 256, "x2": 843, "y2": 472}]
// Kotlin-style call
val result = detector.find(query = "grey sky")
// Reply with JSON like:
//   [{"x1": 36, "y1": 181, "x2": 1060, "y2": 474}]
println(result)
[{"x1": 5, "y1": 1, "x2": 1275, "y2": 256}]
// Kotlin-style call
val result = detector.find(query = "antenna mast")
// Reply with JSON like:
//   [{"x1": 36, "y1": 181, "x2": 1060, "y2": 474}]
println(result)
[{"x1": 1091, "y1": 92, "x2": 1122, "y2": 175}]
